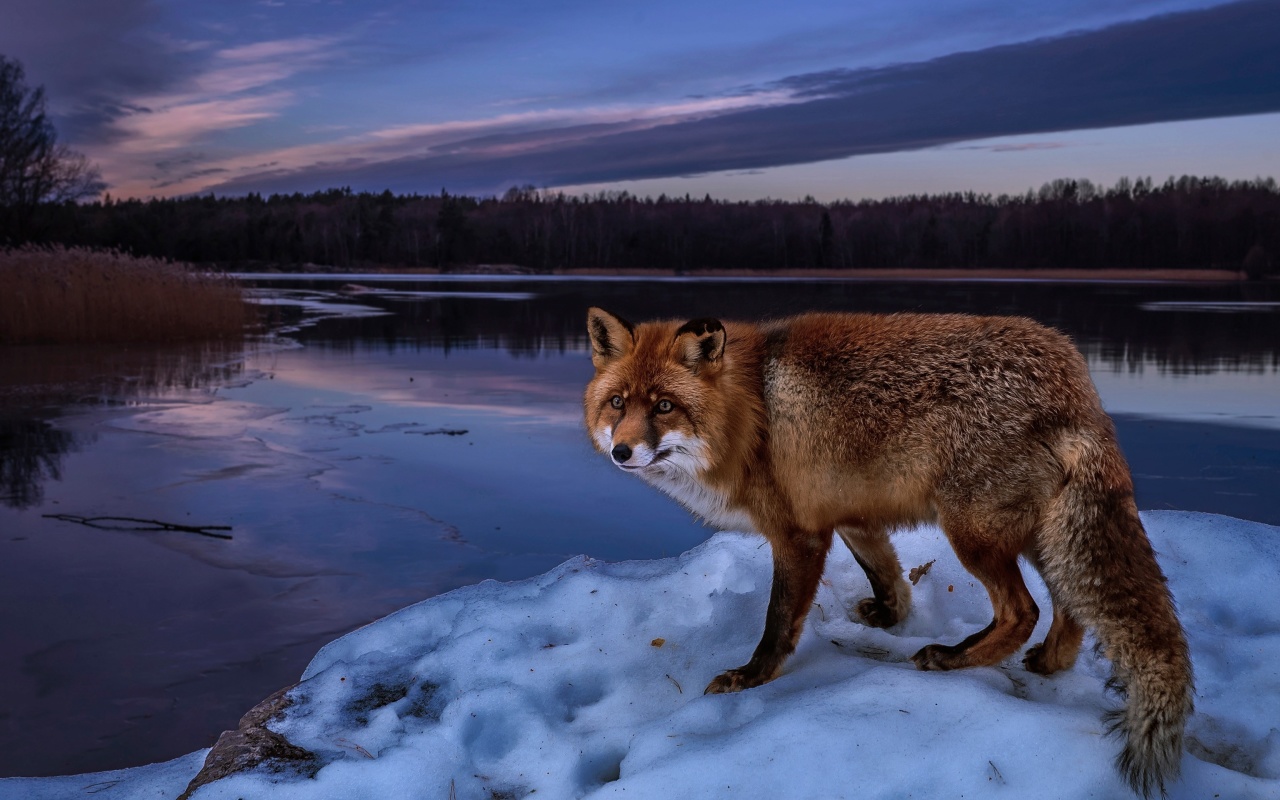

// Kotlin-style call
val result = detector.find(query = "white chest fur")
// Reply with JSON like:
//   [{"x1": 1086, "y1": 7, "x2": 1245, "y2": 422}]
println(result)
[
  {"x1": 639, "y1": 464, "x2": 756, "y2": 533},
  {"x1": 596, "y1": 426, "x2": 757, "y2": 533}
]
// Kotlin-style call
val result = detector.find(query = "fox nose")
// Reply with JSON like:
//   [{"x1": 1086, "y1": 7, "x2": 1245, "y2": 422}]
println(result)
[{"x1": 611, "y1": 443, "x2": 632, "y2": 464}]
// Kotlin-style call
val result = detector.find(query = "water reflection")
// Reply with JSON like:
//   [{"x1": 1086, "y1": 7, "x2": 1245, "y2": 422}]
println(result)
[
  {"x1": 0, "y1": 342, "x2": 249, "y2": 407},
  {"x1": 0, "y1": 343, "x2": 249, "y2": 512},
  {"x1": 255, "y1": 276, "x2": 1280, "y2": 375},
  {"x1": 0, "y1": 418, "x2": 82, "y2": 509}
]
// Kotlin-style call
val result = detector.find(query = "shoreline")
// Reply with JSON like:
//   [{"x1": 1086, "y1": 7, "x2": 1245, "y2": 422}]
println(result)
[
  {"x1": 307, "y1": 265, "x2": 1255, "y2": 282},
  {"x1": 552, "y1": 267, "x2": 1249, "y2": 282}
]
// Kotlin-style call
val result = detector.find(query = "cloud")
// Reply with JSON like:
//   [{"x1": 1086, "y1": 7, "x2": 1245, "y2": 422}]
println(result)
[
  {"x1": 216, "y1": 37, "x2": 333, "y2": 62},
  {"x1": 109, "y1": 92, "x2": 292, "y2": 153},
  {"x1": 950, "y1": 142, "x2": 1068, "y2": 153},
  {"x1": 153, "y1": 167, "x2": 230, "y2": 189},
  {"x1": 105, "y1": 91, "x2": 797, "y2": 196},
  {"x1": 111, "y1": 35, "x2": 339, "y2": 146},
  {"x1": 67, "y1": 33, "x2": 346, "y2": 194},
  {"x1": 0, "y1": 0, "x2": 202, "y2": 141},
  {"x1": 0, "y1": 0, "x2": 340, "y2": 162},
  {"x1": 198, "y1": 0, "x2": 1280, "y2": 198}
]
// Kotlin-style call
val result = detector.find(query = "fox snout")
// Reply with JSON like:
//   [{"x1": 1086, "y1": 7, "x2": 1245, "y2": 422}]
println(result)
[{"x1": 608, "y1": 439, "x2": 656, "y2": 470}]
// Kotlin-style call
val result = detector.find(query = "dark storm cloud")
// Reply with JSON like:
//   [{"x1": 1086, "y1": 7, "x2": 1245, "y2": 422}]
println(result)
[
  {"x1": 0, "y1": 0, "x2": 199, "y2": 142},
  {"x1": 212, "y1": 0, "x2": 1280, "y2": 197}
]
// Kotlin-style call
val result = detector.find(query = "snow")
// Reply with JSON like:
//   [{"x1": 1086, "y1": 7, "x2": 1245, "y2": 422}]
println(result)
[{"x1": 3, "y1": 512, "x2": 1278, "y2": 800}]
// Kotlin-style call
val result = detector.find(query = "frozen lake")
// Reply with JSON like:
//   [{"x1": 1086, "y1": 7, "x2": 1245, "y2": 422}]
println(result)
[{"x1": 1, "y1": 275, "x2": 1277, "y2": 778}]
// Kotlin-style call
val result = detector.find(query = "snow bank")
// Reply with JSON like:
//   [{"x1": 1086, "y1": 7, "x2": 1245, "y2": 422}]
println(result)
[{"x1": 2, "y1": 511, "x2": 1277, "y2": 799}]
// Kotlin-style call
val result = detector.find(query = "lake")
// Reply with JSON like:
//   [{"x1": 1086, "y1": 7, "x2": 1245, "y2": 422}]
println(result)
[{"x1": 1, "y1": 275, "x2": 1277, "y2": 778}]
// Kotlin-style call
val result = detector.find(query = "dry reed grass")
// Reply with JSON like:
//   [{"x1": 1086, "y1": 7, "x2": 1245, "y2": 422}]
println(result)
[{"x1": 1, "y1": 246, "x2": 252, "y2": 344}]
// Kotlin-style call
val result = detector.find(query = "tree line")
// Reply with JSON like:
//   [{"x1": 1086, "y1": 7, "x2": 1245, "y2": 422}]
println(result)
[
  {"x1": 2, "y1": 51, "x2": 1278, "y2": 276},
  {"x1": 5, "y1": 176, "x2": 1276, "y2": 277}
]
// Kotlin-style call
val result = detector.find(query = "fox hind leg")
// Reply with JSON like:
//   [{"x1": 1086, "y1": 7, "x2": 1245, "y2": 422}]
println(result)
[
  {"x1": 1022, "y1": 551, "x2": 1085, "y2": 674},
  {"x1": 913, "y1": 516, "x2": 1040, "y2": 671},
  {"x1": 836, "y1": 526, "x2": 911, "y2": 628},
  {"x1": 1023, "y1": 604, "x2": 1084, "y2": 674}
]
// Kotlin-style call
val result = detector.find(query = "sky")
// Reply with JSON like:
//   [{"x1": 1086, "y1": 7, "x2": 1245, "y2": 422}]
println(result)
[{"x1": 0, "y1": 0, "x2": 1277, "y2": 201}]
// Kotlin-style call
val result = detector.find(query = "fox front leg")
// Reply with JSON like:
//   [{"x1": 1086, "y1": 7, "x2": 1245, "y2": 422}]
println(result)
[{"x1": 706, "y1": 530, "x2": 832, "y2": 694}]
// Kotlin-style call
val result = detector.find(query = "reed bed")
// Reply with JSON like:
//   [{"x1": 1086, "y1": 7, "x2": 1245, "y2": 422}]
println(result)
[{"x1": 1, "y1": 246, "x2": 251, "y2": 344}]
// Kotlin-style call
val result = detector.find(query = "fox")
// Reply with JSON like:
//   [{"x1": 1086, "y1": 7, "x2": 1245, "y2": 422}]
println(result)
[{"x1": 583, "y1": 307, "x2": 1193, "y2": 797}]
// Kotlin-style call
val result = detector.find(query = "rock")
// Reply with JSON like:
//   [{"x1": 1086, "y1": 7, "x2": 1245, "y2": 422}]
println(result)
[{"x1": 177, "y1": 685, "x2": 316, "y2": 799}]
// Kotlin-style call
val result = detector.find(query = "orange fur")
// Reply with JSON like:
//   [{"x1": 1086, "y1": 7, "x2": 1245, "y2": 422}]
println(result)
[{"x1": 585, "y1": 308, "x2": 1193, "y2": 798}]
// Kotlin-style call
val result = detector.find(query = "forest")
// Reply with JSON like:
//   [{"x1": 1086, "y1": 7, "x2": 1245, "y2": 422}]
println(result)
[{"x1": 3, "y1": 175, "x2": 1278, "y2": 277}]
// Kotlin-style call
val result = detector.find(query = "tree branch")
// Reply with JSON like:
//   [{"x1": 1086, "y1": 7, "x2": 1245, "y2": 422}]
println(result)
[{"x1": 43, "y1": 514, "x2": 233, "y2": 540}]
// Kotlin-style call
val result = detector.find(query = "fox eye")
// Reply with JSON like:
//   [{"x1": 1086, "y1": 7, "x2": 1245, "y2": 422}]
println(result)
[
  {"x1": 610, "y1": 395, "x2": 624, "y2": 409},
  {"x1": 655, "y1": 399, "x2": 674, "y2": 414}
]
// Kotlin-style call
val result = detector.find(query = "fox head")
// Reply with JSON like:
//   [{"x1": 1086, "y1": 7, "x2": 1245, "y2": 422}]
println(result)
[{"x1": 583, "y1": 307, "x2": 727, "y2": 478}]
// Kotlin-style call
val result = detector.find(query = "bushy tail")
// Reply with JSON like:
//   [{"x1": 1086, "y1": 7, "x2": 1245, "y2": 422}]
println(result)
[{"x1": 1040, "y1": 431, "x2": 1194, "y2": 798}]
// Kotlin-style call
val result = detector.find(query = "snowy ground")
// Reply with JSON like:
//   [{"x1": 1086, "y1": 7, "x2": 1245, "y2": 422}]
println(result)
[{"x1": 3, "y1": 511, "x2": 1278, "y2": 800}]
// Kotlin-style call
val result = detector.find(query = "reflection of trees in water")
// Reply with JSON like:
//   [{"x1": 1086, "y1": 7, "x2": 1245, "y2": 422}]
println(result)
[
  {"x1": 0, "y1": 342, "x2": 246, "y2": 509},
  {"x1": 0, "y1": 418, "x2": 85, "y2": 509},
  {"x1": 281, "y1": 279, "x2": 1280, "y2": 374},
  {"x1": 0, "y1": 343, "x2": 248, "y2": 406}
]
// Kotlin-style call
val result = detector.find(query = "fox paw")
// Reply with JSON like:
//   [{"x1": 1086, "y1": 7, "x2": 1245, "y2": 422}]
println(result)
[
  {"x1": 911, "y1": 643, "x2": 965, "y2": 671},
  {"x1": 854, "y1": 597, "x2": 901, "y2": 629},
  {"x1": 1023, "y1": 642, "x2": 1070, "y2": 675},
  {"x1": 704, "y1": 667, "x2": 767, "y2": 694}
]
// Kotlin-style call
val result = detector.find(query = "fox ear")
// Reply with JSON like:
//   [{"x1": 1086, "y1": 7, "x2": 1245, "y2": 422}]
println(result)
[
  {"x1": 674, "y1": 317, "x2": 726, "y2": 374},
  {"x1": 587, "y1": 307, "x2": 635, "y2": 367}
]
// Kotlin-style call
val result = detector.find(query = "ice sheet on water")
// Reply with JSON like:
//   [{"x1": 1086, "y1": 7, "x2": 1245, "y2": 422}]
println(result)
[
  {"x1": 365, "y1": 290, "x2": 538, "y2": 301},
  {"x1": 1139, "y1": 301, "x2": 1280, "y2": 313},
  {"x1": 108, "y1": 400, "x2": 291, "y2": 439}
]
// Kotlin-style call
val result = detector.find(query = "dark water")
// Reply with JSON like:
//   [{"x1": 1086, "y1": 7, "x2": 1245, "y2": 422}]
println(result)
[{"x1": 0, "y1": 276, "x2": 1277, "y2": 778}]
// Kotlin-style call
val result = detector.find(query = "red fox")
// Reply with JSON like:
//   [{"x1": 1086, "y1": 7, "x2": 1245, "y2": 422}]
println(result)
[{"x1": 584, "y1": 307, "x2": 1193, "y2": 797}]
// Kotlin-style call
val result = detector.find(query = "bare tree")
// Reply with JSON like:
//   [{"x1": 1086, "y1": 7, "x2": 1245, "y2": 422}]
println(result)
[{"x1": 0, "y1": 55, "x2": 104, "y2": 209}]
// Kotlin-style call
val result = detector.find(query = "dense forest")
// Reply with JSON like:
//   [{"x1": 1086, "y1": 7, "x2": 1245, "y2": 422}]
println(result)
[{"x1": 3, "y1": 176, "x2": 1278, "y2": 277}]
